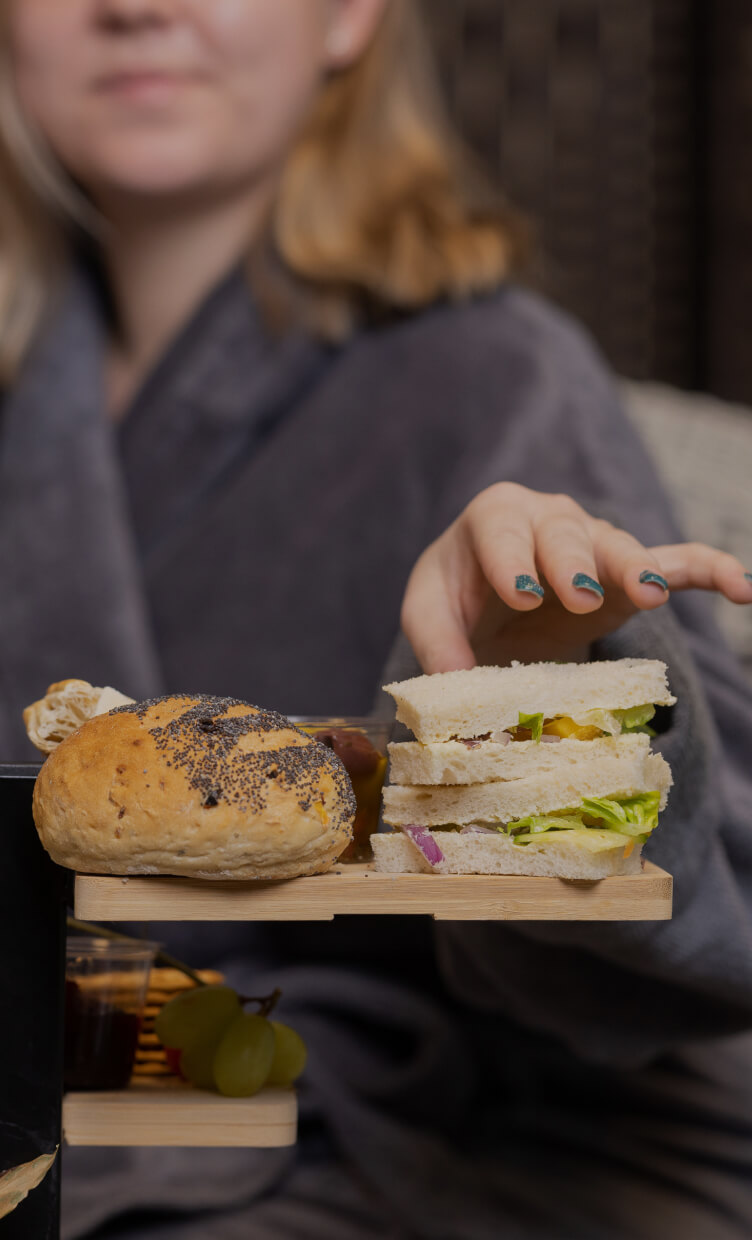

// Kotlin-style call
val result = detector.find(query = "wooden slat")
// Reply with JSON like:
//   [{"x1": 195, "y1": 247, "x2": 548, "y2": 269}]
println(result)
[
  {"x1": 62, "y1": 1080, "x2": 297, "y2": 1148},
  {"x1": 74, "y1": 862, "x2": 672, "y2": 922}
]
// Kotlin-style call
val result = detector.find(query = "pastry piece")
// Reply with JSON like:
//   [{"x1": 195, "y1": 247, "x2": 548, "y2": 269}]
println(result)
[{"x1": 24, "y1": 679, "x2": 135, "y2": 753}]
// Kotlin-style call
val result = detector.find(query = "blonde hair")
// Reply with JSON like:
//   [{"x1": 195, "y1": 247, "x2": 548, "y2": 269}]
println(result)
[{"x1": 0, "y1": 0, "x2": 525, "y2": 382}]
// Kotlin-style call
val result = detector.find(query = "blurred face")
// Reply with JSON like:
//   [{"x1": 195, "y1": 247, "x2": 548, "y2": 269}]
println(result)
[{"x1": 8, "y1": 0, "x2": 384, "y2": 207}]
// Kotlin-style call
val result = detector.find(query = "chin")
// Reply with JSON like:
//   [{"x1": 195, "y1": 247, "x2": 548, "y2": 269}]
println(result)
[
  {"x1": 81, "y1": 133, "x2": 232, "y2": 203},
  {"x1": 99, "y1": 170, "x2": 217, "y2": 201}
]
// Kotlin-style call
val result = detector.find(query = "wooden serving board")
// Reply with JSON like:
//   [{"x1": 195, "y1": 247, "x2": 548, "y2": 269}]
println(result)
[
  {"x1": 74, "y1": 861, "x2": 672, "y2": 922},
  {"x1": 62, "y1": 1079, "x2": 297, "y2": 1148}
]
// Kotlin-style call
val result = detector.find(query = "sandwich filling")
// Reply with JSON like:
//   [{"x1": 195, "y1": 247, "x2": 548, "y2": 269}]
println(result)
[
  {"x1": 400, "y1": 791, "x2": 661, "y2": 865},
  {"x1": 459, "y1": 704, "x2": 657, "y2": 745},
  {"x1": 503, "y1": 790, "x2": 660, "y2": 851}
]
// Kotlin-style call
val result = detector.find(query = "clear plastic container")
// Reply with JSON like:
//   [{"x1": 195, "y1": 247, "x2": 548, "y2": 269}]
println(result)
[
  {"x1": 290, "y1": 717, "x2": 392, "y2": 861},
  {"x1": 64, "y1": 937, "x2": 158, "y2": 1091}
]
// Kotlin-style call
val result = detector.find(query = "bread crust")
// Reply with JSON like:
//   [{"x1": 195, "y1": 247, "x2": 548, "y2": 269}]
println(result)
[{"x1": 32, "y1": 695, "x2": 355, "y2": 879}]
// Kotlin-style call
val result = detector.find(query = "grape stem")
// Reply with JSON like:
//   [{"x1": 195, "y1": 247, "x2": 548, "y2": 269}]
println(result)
[
  {"x1": 69, "y1": 917, "x2": 285, "y2": 1013},
  {"x1": 67, "y1": 916, "x2": 206, "y2": 988},
  {"x1": 239, "y1": 987, "x2": 282, "y2": 1018}
]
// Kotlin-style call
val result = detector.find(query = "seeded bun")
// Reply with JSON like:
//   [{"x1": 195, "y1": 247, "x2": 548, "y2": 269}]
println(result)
[{"x1": 32, "y1": 695, "x2": 355, "y2": 879}]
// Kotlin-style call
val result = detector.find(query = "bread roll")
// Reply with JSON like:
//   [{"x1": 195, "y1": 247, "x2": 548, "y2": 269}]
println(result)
[{"x1": 32, "y1": 695, "x2": 355, "y2": 879}]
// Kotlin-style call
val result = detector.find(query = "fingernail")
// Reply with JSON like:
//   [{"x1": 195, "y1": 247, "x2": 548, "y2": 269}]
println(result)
[
  {"x1": 639, "y1": 570, "x2": 669, "y2": 592},
  {"x1": 515, "y1": 574, "x2": 544, "y2": 598},
  {"x1": 572, "y1": 572, "x2": 604, "y2": 597}
]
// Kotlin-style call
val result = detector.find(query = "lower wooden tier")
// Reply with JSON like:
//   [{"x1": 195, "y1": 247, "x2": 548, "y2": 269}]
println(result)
[
  {"x1": 74, "y1": 860, "x2": 672, "y2": 922},
  {"x1": 63, "y1": 1079, "x2": 297, "y2": 1148}
]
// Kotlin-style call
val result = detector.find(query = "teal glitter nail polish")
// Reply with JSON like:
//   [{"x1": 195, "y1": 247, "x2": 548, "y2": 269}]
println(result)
[
  {"x1": 572, "y1": 573, "x2": 604, "y2": 597},
  {"x1": 515, "y1": 574, "x2": 544, "y2": 598},
  {"x1": 745, "y1": 573, "x2": 752, "y2": 583},
  {"x1": 639, "y1": 571, "x2": 669, "y2": 591}
]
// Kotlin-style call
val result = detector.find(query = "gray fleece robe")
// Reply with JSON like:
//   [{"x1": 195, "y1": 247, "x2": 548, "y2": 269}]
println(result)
[{"x1": 1, "y1": 269, "x2": 751, "y2": 1240}]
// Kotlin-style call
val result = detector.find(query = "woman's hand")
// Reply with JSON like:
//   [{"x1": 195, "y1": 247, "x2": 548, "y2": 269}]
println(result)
[{"x1": 402, "y1": 483, "x2": 752, "y2": 672}]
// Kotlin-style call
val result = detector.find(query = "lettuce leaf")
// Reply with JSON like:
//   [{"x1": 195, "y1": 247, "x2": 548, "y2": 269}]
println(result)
[
  {"x1": 581, "y1": 792, "x2": 660, "y2": 835},
  {"x1": 506, "y1": 814, "x2": 585, "y2": 835},
  {"x1": 614, "y1": 703, "x2": 657, "y2": 737},
  {"x1": 510, "y1": 704, "x2": 658, "y2": 741},
  {"x1": 511, "y1": 827, "x2": 642, "y2": 852},
  {"x1": 568, "y1": 708, "x2": 621, "y2": 735},
  {"x1": 517, "y1": 711, "x2": 544, "y2": 742},
  {"x1": 503, "y1": 791, "x2": 660, "y2": 845}
]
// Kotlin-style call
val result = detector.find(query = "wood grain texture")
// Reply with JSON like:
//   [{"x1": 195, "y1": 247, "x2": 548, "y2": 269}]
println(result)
[
  {"x1": 74, "y1": 862, "x2": 672, "y2": 922},
  {"x1": 62, "y1": 1080, "x2": 297, "y2": 1148}
]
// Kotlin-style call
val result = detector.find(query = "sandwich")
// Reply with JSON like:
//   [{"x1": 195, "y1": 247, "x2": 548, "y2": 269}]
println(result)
[
  {"x1": 372, "y1": 659, "x2": 674, "y2": 879},
  {"x1": 31, "y1": 693, "x2": 355, "y2": 879}
]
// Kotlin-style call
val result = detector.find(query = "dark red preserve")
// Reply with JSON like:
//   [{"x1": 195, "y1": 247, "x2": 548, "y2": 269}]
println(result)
[{"x1": 64, "y1": 978, "x2": 141, "y2": 1091}]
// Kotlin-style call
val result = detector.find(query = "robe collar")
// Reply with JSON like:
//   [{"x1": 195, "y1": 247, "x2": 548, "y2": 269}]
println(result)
[{"x1": 0, "y1": 263, "x2": 331, "y2": 759}]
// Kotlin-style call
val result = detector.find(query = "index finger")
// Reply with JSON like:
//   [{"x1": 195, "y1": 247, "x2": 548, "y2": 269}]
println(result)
[{"x1": 400, "y1": 541, "x2": 479, "y2": 674}]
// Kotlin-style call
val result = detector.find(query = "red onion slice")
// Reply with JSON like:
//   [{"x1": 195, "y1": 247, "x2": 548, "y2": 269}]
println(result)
[
  {"x1": 460, "y1": 738, "x2": 482, "y2": 750},
  {"x1": 400, "y1": 824, "x2": 445, "y2": 867},
  {"x1": 460, "y1": 824, "x2": 498, "y2": 835},
  {"x1": 541, "y1": 734, "x2": 561, "y2": 743},
  {"x1": 489, "y1": 730, "x2": 512, "y2": 746}
]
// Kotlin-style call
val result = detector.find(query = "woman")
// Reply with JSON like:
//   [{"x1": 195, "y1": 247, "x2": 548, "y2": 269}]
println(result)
[{"x1": 1, "y1": 2, "x2": 751, "y2": 1237}]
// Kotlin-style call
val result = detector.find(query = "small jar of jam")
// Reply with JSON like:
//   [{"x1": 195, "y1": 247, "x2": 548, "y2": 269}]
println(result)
[
  {"x1": 291, "y1": 718, "x2": 392, "y2": 861},
  {"x1": 65, "y1": 937, "x2": 158, "y2": 1091}
]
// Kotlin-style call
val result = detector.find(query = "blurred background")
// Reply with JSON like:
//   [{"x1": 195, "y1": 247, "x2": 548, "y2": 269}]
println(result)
[
  {"x1": 426, "y1": 0, "x2": 744, "y2": 399},
  {"x1": 425, "y1": 0, "x2": 752, "y2": 672}
]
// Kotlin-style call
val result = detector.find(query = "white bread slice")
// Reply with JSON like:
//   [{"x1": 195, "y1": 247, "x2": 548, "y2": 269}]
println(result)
[
  {"x1": 371, "y1": 828, "x2": 643, "y2": 879},
  {"x1": 382, "y1": 752, "x2": 672, "y2": 826},
  {"x1": 388, "y1": 732, "x2": 650, "y2": 786},
  {"x1": 383, "y1": 659, "x2": 675, "y2": 744}
]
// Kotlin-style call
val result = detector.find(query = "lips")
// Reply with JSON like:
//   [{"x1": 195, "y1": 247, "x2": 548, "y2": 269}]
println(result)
[{"x1": 93, "y1": 69, "x2": 198, "y2": 99}]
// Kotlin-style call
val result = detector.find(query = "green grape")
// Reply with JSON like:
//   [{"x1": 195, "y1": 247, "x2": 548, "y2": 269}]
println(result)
[
  {"x1": 180, "y1": 1036, "x2": 225, "y2": 1091},
  {"x1": 213, "y1": 1013, "x2": 275, "y2": 1097},
  {"x1": 267, "y1": 1021, "x2": 307, "y2": 1087},
  {"x1": 155, "y1": 985, "x2": 240, "y2": 1051}
]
